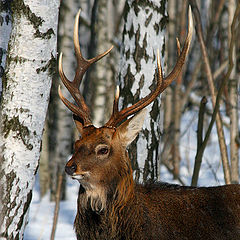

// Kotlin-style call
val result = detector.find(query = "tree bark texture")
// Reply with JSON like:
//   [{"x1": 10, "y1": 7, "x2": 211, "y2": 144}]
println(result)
[
  {"x1": 119, "y1": 0, "x2": 167, "y2": 182},
  {"x1": 0, "y1": 0, "x2": 60, "y2": 238}
]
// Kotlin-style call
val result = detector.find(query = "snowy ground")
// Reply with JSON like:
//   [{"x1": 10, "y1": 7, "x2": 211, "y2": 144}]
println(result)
[
  {"x1": 24, "y1": 110, "x2": 229, "y2": 239},
  {"x1": 24, "y1": 177, "x2": 79, "y2": 240}
]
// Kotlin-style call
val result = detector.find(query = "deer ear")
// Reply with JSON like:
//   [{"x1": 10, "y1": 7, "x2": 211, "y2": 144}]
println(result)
[{"x1": 117, "y1": 109, "x2": 147, "y2": 147}]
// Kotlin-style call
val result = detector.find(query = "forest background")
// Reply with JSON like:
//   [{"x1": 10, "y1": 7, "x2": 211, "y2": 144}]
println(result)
[{"x1": 0, "y1": 0, "x2": 239, "y2": 239}]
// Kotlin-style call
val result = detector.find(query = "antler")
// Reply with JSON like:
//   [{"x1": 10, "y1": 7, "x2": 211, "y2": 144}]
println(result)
[
  {"x1": 58, "y1": 9, "x2": 113, "y2": 126},
  {"x1": 105, "y1": 7, "x2": 193, "y2": 127}
]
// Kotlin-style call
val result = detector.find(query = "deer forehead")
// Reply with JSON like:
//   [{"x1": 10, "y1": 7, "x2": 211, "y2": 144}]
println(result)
[{"x1": 75, "y1": 126, "x2": 117, "y2": 149}]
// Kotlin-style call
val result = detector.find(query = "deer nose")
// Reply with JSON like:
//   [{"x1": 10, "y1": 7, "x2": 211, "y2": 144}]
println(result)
[{"x1": 65, "y1": 163, "x2": 77, "y2": 176}]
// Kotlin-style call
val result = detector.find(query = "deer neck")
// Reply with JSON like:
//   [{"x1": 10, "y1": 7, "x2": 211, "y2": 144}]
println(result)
[{"x1": 77, "y1": 151, "x2": 135, "y2": 214}]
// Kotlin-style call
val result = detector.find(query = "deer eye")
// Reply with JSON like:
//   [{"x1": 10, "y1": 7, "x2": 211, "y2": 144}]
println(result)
[
  {"x1": 98, "y1": 148, "x2": 108, "y2": 155},
  {"x1": 96, "y1": 145, "x2": 109, "y2": 156}
]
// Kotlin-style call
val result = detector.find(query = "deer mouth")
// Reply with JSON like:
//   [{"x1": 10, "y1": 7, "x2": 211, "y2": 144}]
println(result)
[
  {"x1": 71, "y1": 174, "x2": 84, "y2": 180},
  {"x1": 71, "y1": 172, "x2": 90, "y2": 182}
]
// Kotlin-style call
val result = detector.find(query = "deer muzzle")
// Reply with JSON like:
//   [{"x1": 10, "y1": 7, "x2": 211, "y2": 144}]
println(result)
[{"x1": 65, "y1": 162, "x2": 77, "y2": 176}]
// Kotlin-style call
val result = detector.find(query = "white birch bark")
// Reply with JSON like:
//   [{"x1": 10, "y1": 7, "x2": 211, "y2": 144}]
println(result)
[
  {"x1": 119, "y1": 0, "x2": 167, "y2": 182},
  {"x1": 0, "y1": 2, "x2": 12, "y2": 97},
  {"x1": 0, "y1": 0, "x2": 60, "y2": 238}
]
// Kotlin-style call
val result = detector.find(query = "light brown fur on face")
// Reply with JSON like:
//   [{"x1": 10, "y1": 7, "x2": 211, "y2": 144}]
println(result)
[{"x1": 65, "y1": 125, "x2": 134, "y2": 213}]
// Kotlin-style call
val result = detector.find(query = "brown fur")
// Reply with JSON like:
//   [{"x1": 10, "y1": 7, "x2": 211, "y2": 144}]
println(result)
[
  {"x1": 65, "y1": 126, "x2": 240, "y2": 240},
  {"x1": 74, "y1": 179, "x2": 240, "y2": 240}
]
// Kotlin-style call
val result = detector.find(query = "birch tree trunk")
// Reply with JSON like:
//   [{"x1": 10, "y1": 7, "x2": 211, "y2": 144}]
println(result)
[
  {"x1": 0, "y1": 0, "x2": 60, "y2": 238},
  {"x1": 119, "y1": 0, "x2": 167, "y2": 182},
  {"x1": 0, "y1": 1, "x2": 12, "y2": 97}
]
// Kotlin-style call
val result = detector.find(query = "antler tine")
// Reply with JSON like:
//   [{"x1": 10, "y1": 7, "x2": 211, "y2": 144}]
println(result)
[
  {"x1": 58, "y1": 85, "x2": 92, "y2": 124},
  {"x1": 105, "y1": 49, "x2": 163, "y2": 127},
  {"x1": 160, "y1": 7, "x2": 193, "y2": 91},
  {"x1": 106, "y1": 86, "x2": 120, "y2": 126},
  {"x1": 73, "y1": 10, "x2": 114, "y2": 86},
  {"x1": 105, "y1": 7, "x2": 193, "y2": 127},
  {"x1": 59, "y1": 9, "x2": 113, "y2": 126}
]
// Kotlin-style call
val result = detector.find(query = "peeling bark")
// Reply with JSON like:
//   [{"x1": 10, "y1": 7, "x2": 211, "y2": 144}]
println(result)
[{"x1": 0, "y1": 0, "x2": 60, "y2": 238}]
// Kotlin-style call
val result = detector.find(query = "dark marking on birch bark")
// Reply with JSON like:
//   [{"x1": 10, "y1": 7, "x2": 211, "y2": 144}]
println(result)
[
  {"x1": 142, "y1": 33, "x2": 149, "y2": 63},
  {"x1": 127, "y1": 136, "x2": 140, "y2": 182},
  {"x1": 121, "y1": 65, "x2": 135, "y2": 108},
  {"x1": 159, "y1": 0, "x2": 168, "y2": 31},
  {"x1": 2, "y1": 114, "x2": 33, "y2": 150},
  {"x1": 133, "y1": 3, "x2": 140, "y2": 16},
  {"x1": 0, "y1": 66, "x2": 4, "y2": 77},
  {"x1": 132, "y1": 0, "x2": 166, "y2": 14},
  {"x1": 128, "y1": 23, "x2": 134, "y2": 40},
  {"x1": 10, "y1": 0, "x2": 55, "y2": 39},
  {"x1": 134, "y1": 25, "x2": 141, "y2": 73},
  {"x1": 126, "y1": 49, "x2": 130, "y2": 60},
  {"x1": 161, "y1": 39, "x2": 166, "y2": 58},
  {"x1": 16, "y1": 190, "x2": 32, "y2": 236},
  {"x1": 145, "y1": 12, "x2": 153, "y2": 27},
  {"x1": 154, "y1": 22, "x2": 160, "y2": 35},
  {"x1": 150, "y1": 96, "x2": 160, "y2": 122},
  {"x1": 0, "y1": 0, "x2": 13, "y2": 12},
  {"x1": 36, "y1": 54, "x2": 57, "y2": 77},
  {"x1": 143, "y1": 158, "x2": 150, "y2": 181},
  {"x1": 0, "y1": 170, "x2": 17, "y2": 239},
  {"x1": 35, "y1": 28, "x2": 55, "y2": 39},
  {"x1": 0, "y1": 48, "x2": 3, "y2": 65},
  {"x1": 0, "y1": 15, "x2": 3, "y2": 25},
  {"x1": 6, "y1": 55, "x2": 27, "y2": 65},
  {"x1": 5, "y1": 14, "x2": 11, "y2": 24},
  {"x1": 139, "y1": 74, "x2": 145, "y2": 89},
  {"x1": 134, "y1": 28, "x2": 149, "y2": 73},
  {"x1": 0, "y1": 176, "x2": 32, "y2": 239}
]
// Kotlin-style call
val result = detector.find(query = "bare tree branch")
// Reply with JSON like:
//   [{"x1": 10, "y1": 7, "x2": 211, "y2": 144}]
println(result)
[
  {"x1": 191, "y1": 96, "x2": 207, "y2": 186},
  {"x1": 189, "y1": 0, "x2": 231, "y2": 184},
  {"x1": 50, "y1": 173, "x2": 63, "y2": 240}
]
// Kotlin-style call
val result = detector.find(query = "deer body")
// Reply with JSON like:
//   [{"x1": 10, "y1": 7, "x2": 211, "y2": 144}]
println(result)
[
  {"x1": 74, "y1": 182, "x2": 240, "y2": 240},
  {"x1": 58, "y1": 8, "x2": 240, "y2": 240}
]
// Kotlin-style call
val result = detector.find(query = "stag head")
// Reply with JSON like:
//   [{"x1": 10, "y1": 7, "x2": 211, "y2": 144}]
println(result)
[{"x1": 58, "y1": 9, "x2": 193, "y2": 210}]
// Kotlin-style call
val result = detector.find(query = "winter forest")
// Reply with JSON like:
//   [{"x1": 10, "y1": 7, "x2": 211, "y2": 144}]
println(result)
[{"x1": 0, "y1": 0, "x2": 239, "y2": 239}]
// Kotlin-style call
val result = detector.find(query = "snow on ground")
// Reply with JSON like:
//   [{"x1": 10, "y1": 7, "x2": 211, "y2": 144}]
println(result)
[
  {"x1": 24, "y1": 176, "x2": 79, "y2": 240},
  {"x1": 24, "y1": 109, "x2": 230, "y2": 239}
]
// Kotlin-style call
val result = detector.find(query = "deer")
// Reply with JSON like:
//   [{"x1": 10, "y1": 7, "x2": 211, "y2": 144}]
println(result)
[{"x1": 58, "y1": 8, "x2": 240, "y2": 240}]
